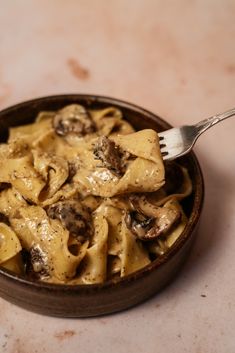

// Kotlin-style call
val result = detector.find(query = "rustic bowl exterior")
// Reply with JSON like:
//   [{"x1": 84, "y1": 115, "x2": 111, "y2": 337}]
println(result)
[{"x1": 0, "y1": 95, "x2": 204, "y2": 317}]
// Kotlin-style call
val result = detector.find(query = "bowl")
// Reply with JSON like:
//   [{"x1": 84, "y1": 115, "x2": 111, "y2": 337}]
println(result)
[{"x1": 0, "y1": 95, "x2": 204, "y2": 317}]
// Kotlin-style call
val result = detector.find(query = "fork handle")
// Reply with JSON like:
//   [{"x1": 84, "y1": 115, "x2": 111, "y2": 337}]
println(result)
[{"x1": 196, "y1": 108, "x2": 235, "y2": 135}]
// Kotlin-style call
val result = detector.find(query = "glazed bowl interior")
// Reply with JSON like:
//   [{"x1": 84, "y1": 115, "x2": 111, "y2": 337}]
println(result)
[{"x1": 0, "y1": 95, "x2": 204, "y2": 317}]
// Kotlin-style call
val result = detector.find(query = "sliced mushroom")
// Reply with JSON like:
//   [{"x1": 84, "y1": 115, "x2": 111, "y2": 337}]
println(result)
[
  {"x1": 93, "y1": 136, "x2": 130, "y2": 176},
  {"x1": 125, "y1": 206, "x2": 181, "y2": 241},
  {"x1": 125, "y1": 211, "x2": 155, "y2": 240},
  {"x1": 164, "y1": 161, "x2": 184, "y2": 194},
  {"x1": 22, "y1": 246, "x2": 49, "y2": 280},
  {"x1": 30, "y1": 246, "x2": 49, "y2": 274},
  {"x1": 53, "y1": 104, "x2": 96, "y2": 137},
  {"x1": 46, "y1": 200, "x2": 93, "y2": 242},
  {"x1": 144, "y1": 207, "x2": 181, "y2": 239}
]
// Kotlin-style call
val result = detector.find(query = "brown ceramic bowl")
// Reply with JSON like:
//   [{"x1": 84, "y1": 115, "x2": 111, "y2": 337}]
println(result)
[{"x1": 0, "y1": 95, "x2": 204, "y2": 317}]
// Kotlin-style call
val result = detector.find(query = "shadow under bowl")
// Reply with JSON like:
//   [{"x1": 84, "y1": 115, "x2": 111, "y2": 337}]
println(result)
[{"x1": 0, "y1": 95, "x2": 204, "y2": 317}]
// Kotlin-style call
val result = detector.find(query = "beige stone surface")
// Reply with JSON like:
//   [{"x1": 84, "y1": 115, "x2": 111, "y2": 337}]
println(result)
[{"x1": 0, "y1": 1, "x2": 235, "y2": 352}]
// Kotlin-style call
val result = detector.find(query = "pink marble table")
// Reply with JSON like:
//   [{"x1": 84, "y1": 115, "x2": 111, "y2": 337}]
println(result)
[{"x1": 0, "y1": 1, "x2": 235, "y2": 352}]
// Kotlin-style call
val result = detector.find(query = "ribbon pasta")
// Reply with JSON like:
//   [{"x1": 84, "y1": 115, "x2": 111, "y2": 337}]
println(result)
[{"x1": 0, "y1": 104, "x2": 192, "y2": 284}]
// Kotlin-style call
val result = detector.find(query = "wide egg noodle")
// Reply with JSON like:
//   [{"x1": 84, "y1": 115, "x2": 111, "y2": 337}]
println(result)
[
  {"x1": 32, "y1": 130, "x2": 79, "y2": 161},
  {"x1": 39, "y1": 183, "x2": 79, "y2": 207},
  {"x1": 146, "y1": 166, "x2": 192, "y2": 206},
  {"x1": 10, "y1": 205, "x2": 88, "y2": 282},
  {"x1": 164, "y1": 199, "x2": 188, "y2": 247},
  {"x1": 73, "y1": 129, "x2": 165, "y2": 197},
  {"x1": 0, "y1": 154, "x2": 45, "y2": 204},
  {"x1": 0, "y1": 188, "x2": 27, "y2": 218},
  {"x1": 90, "y1": 107, "x2": 135, "y2": 136},
  {"x1": 73, "y1": 211, "x2": 108, "y2": 284},
  {"x1": 82, "y1": 201, "x2": 151, "y2": 279},
  {"x1": 165, "y1": 166, "x2": 192, "y2": 202},
  {"x1": 93, "y1": 203, "x2": 123, "y2": 256},
  {"x1": 0, "y1": 253, "x2": 24, "y2": 275},
  {"x1": 33, "y1": 150, "x2": 69, "y2": 201},
  {"x1": 0, "y1": 223, "x2": 22, "y2": 264},
  {"x1": 35, "y1": 111, "x2": 56, "y2": 123},
  {"x1": 9, "y1": 119, "x2": 52, "y2": 146},
  {"x1": 98, "y1": 197, "x2": 151, "y2": 277},
  {"x1": 120, "y1": 216, "x2": 150, "y2": 277}
]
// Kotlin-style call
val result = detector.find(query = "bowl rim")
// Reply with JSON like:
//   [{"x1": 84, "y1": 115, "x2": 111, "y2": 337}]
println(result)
[{"x1": 0, "y1": 94, "x2": 204, "y2": 292}]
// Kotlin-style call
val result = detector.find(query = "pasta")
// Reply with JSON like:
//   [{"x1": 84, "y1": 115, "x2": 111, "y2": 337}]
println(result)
[{"x1": 0, "y1": 104, "x2": 192, "y2": 284}]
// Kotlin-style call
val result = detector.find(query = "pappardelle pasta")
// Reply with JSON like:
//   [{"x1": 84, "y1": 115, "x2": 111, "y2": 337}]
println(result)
[{"x1": 0, "y1": 104, "x2": 192, "y2": 284}]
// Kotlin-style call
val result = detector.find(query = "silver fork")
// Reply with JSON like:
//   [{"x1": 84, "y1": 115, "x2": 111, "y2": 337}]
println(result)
[{"x1": 158, "y1": 108, "x2": 235, "y2": 161}]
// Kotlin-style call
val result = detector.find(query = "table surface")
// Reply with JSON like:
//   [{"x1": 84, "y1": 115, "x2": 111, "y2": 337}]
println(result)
[{"x1": 0, "y1": 1, "x2": 235, "y2": 352}]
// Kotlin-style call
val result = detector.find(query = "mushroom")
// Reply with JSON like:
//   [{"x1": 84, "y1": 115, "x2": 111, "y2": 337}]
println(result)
[
  {"x1": 93, "y1": 136, "x2": 130, "y2": 176},
  {"x1": 30, "y1": 245, "x2": 48, "y2": 275},
  {"x1": 53, "y1": 104, "x2": 96, "y2": 137},
  {"x1": 125, "y1": 206, "x2": 181, "y2": 241},
  {"x1": 46, "y1": 200, "x2": 92, "y2": 242},
  {"x1": 22, "y1": 246, "x2": 49, "y2": 280}
]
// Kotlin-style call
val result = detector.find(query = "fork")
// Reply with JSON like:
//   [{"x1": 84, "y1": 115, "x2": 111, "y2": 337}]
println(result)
[{"x1": 158, "y1": 108, "x2": 235, "y2": 160}]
